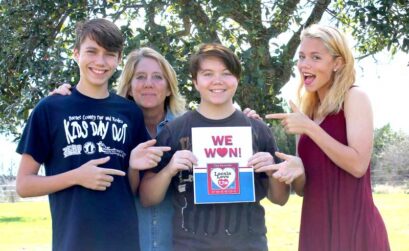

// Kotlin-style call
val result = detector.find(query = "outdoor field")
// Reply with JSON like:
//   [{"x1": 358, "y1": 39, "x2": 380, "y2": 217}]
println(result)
[{"x1": 0, "y1": 194, "x2": 408, "y2": 251}]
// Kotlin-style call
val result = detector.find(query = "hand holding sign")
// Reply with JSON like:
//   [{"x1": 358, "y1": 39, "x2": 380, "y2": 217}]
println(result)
[
  {"x1": 243, "y1": 107, "x2": 262, "y2": 121},
  {"x1": 248, "y1": 152, "x2": 275, "y2": 176},
  {"x1": 165, "y1": 150, "x2": 198, "y2": 177},
  {"x1": 265, "y1": 100, "x2": 312, "y2": 135}
]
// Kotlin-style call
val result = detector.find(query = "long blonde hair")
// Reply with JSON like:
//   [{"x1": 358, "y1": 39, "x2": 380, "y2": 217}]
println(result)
[
  {"x1": 117, "y1": 47, "x2": 186, "y2": 116},
  {"x1": 297, "y1": 24, "x2": 355, "y2": 119}
]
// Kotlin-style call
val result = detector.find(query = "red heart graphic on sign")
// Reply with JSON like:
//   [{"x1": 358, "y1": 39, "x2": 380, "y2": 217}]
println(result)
[
  {"x1": 217, "y1": 148, "x2": 228, "y2": 157},
  {"x1": 218, "y1": 178, "x2": 230, "y2": 188}
]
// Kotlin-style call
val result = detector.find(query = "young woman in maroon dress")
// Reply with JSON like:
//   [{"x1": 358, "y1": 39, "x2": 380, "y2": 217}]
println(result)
[{"x1": 264, "y1": 24, "x2": 390, "y2": 251}]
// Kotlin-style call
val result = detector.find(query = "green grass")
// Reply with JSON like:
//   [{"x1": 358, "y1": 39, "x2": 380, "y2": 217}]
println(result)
[
  {"x1": 263, "y1": 193, "x2": 409, "y2": 251},
  {"x1": 1, "y1": 194, "x2": 408, "y2": 251},
  {"x1": 0, "y1": 201, "x2": 51, "y2": 251}
]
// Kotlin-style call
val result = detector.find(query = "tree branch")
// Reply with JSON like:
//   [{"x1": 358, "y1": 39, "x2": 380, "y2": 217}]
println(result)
[
  {"x1": 267, "y1": 0, "x2": 300, "y2": 37},
  {"x1": 275, "y1": 0, "x2": 331, "y2": 91},
  {"x1": 111, "y1": 4, "x2": 144, "y2": 21},
  {"x1": 178, "y1": 0, "x2": 220, "y2": 43},
  {"x1": 174, "y1": 15, "x2": 192, "y2": 37}
]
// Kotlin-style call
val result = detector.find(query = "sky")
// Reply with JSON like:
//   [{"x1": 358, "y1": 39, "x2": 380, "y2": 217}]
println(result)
[
  {"x1": 357, "y1": 51, "x2": 409, "y2": 133},
  {"x1": 1, "y1": 49, "x2": 408, "y2": 176}
]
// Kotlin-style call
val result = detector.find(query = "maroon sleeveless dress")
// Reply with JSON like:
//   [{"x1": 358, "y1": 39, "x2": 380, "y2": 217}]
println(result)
[{"x1": 298, "y1": 110, "x2": 390, "y2": 251}]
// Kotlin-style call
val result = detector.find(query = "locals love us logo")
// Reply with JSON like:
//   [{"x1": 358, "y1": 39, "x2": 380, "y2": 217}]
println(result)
[
  {"x1": 207, "y1": 163, "x2": 240, "y2": 195},
  {"x1": 211, "y1": 168, "x2": 235, "y2": 189}
]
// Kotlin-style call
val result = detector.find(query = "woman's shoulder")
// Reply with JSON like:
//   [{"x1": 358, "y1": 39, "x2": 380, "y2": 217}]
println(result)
[
  {"x1": 344, "y1": 85, "x2": 373, "y2": 118},
  {"x1": 345, "y1": 86, "x2": 371, "y2": 105},
  {"x1": 348, "y1": 85, "x2": 366, "y2": 95}
]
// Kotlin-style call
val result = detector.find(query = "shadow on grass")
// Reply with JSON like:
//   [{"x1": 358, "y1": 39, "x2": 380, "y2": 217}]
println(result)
[
  {"x1": 0, "y1": 216, "x2": 48, "y2": 223},
  {"x1": 0, "y1": 216, "x2": 25, "y2": 222}
]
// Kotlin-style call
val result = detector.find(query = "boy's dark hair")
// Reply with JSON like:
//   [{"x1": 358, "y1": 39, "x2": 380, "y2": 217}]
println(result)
[
  {"x1": 74, "y1": 18, "x2": 124, "y2": 54},
  {"x1": 189, "y1": 43, "x2": 242, "y2": 80}
]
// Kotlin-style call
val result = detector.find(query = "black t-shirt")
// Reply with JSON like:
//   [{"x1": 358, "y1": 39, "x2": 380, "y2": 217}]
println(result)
[
  {"x1": 17, "y1": 87, "x2": 149, "y2": 251},
  {"x1": 153, "y1": 110, "x2": 279, "y2": 249}
]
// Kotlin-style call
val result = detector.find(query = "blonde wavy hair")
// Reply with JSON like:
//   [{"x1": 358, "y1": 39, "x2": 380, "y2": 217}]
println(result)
[
  {"x1": 117, "y1": 47, "x2": 186, "y2": 116},
  {"x1": 297, "y1": 24, "x2": 356, "y2": 119}
]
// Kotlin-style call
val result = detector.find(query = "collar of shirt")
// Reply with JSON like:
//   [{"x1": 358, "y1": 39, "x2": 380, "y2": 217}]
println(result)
[{"x1": 155, "y1": 107, "x2": 175, "y2": 135}]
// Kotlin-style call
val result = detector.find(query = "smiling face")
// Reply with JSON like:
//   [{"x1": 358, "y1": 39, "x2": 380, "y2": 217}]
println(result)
[
  {"x1": 297, "y1": 37, "x2": 341, "y2": 99},
  {"x1": 194, "y1": 56, "x2": 238, "y2": 111},
  {"x1": 74, "y1": 37, "x2": 120, "y2": 90},
  {"x1": 130, "y1": 57, "x2": 171, "y2": 112}
]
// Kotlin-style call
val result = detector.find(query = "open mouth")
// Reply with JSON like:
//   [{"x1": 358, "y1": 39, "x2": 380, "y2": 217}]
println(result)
[{"x1": 303, "y1": 73, "x2": 316, "y2": 85}]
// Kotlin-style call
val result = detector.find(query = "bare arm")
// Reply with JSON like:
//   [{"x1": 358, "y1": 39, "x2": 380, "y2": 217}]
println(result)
[
  {"x1": 128, "y1": 169, "x2": 140, "y2": 195},
  {"x1": 16, "y1": 154, "x2": 125, "y2": 198},
  {"x1": 139, "y1": 170, "x2": 173, "y2": 206},
  {"x1": 266, "y1": 91, "x2": 373, "y2": 178},
  {"x1": 249, "y1": 152, "x2": 290, "y2": 205},
  {"x1": 139, "y1": 150, "x2": 196, "y2": 206},
  {"x1": 266, "y1": 175, "x2": 290, "y2": 205},
  {"x1": 291, "y1": 173, "x2": 306, "y2": 196},
  {"x1": 17, "y1": 154, "x2": 76, "y2": 197},
  {"x1": 291, "y1": 136, "x2": 305, "y2": 196}
]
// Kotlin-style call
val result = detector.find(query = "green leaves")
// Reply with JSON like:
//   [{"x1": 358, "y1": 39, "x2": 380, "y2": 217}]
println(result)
[
  {"x1": 1, "y1": 0, "x2": 407, "y2": 156},
  {"x1": 333, "y1": 0, "x2": 409, "y2": 56}
]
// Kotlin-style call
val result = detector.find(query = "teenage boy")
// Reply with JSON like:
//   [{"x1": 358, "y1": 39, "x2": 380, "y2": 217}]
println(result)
[
  {"x1": 139, "y1": 43, "x2": 290, "y2": 251},
  {"x1": 16, "y1": 19, "x2": 149, "y2": 251}
]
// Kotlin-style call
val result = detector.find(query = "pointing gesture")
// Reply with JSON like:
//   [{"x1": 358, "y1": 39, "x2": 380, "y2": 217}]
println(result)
[
  {"x1": 272, "y1": 152, "x2": 304, "y2": 184},
  {"x1": 255, "y1": 152, "x2": 304, "y2": 185},
  {"x1": 265, "y1": 100, "x2": 312, "y2": 135},
  {"x1": 129, "y1": 139, "x2": 171, "y2": 170},
  {"x1": 75, "y1": 156, "x2": 126, "y2": 191}
]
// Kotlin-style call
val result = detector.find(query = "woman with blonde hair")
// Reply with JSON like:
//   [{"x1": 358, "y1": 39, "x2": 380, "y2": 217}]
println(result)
[
  {"x1": 118, "y1": 47, "x2": 185, "y2": 251},
  {"x1": 266, "y1": 24, "x2": 390, "y2": 251},
  {"x1": 118, "y1": 47, "x2": 186, "y2": 130}
]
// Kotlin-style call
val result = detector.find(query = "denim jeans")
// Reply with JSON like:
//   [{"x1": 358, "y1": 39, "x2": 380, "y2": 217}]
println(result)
[{"x1": 135, "y1": 192, "x2": 174, "y2": 251}]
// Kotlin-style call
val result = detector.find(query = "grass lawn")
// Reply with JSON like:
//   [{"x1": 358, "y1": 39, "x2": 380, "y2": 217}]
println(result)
[{"x1": 1, "y1": 194, "x2": 408, "y2": 251}]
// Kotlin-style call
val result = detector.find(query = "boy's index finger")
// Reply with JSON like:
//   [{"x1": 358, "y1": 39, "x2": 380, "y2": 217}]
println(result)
[
  {"x1": 103, "y1": 168, "x2": 126, "y2": 176},
  {"x1": 90, "y1": 156, "x2": 110, "y2": 165},
  {"x1": 265, "y1": 113, "x2": 287, "y2": 120}
]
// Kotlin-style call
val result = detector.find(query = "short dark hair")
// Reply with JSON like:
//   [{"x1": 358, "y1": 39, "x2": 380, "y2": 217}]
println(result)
[
  {"x1": 189, "y1": 43, "x2": 242, "y2": 80},
  {"x1": 74, "y1": 18, "x2": 124, "y2": 54}
]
